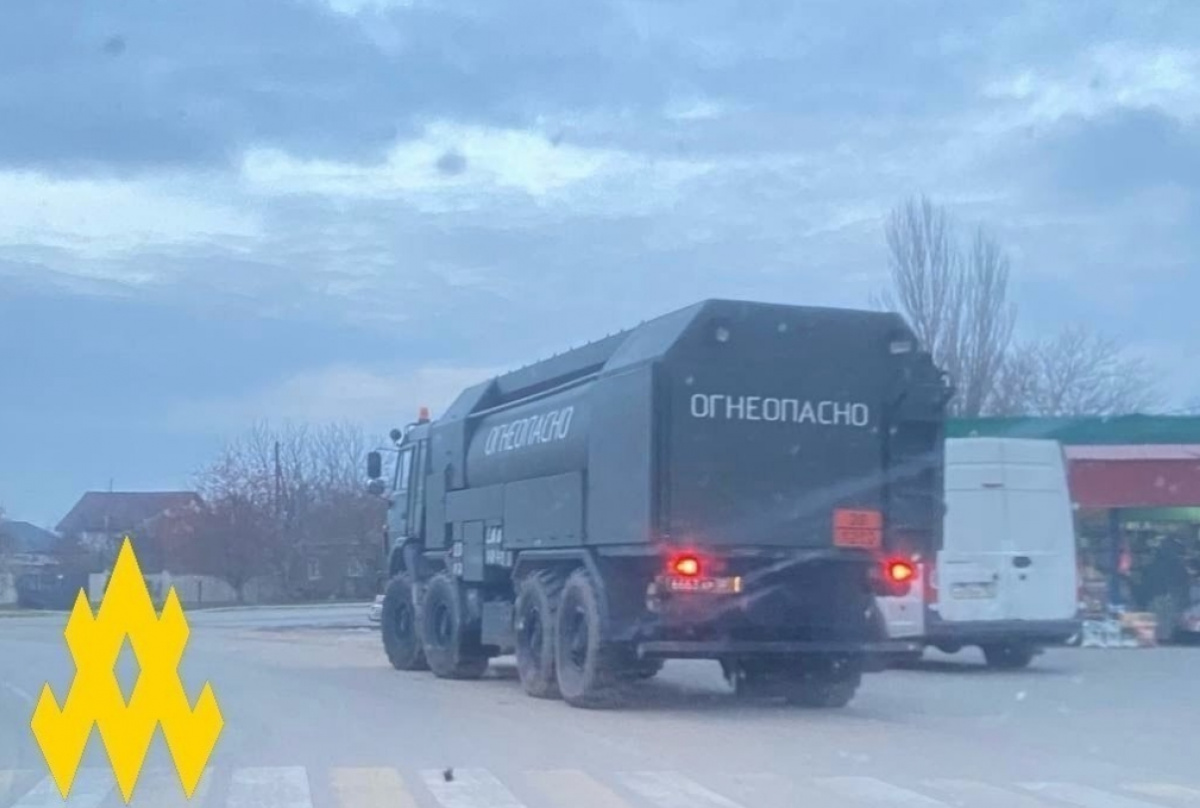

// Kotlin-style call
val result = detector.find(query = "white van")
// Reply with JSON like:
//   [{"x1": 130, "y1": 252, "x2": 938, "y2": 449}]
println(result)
[{"x1": 879, "y1": 437, "x2": 1081, "y2": 668}]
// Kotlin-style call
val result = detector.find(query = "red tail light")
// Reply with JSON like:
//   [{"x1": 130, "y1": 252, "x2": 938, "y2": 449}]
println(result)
[{"x1": 671, "y1": 555, "x2": 702, "y2": 578}]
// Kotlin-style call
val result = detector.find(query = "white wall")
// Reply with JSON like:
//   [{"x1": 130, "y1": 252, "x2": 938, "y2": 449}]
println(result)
[{"x1": 88, "y1": 571, "x2": 283, "y2": 605}]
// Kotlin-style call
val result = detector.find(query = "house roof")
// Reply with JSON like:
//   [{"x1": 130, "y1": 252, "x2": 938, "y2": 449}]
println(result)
[
  {"x1": 948, "y1": 416, "x2": 1200, "y2": 446},
  {"x1": 0, "y1": 520, "x2": 59, "y2": 553},
  {"x1": 56, "y1": 491, "x2": 203, "y2": 535}
]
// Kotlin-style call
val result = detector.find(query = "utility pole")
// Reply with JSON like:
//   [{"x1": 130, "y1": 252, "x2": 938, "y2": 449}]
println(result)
[{"x1": 273, "y1": 441, "x2": 282, "y2": 520}]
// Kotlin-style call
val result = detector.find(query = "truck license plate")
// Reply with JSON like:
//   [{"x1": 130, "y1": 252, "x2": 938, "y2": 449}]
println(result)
[
  {"x1": 951, "y1": 582, "x2": 996, "y2": 600},
  {"x1": 661, "y1": 576, "x2": 742, "y2": 594}
]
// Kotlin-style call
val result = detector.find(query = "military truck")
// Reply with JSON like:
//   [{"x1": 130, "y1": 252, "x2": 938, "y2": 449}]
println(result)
[{"x1": 366, "y1": 299, "x2": 950, "y2": 708}]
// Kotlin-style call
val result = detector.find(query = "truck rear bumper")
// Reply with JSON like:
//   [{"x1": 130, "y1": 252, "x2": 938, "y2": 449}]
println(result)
[
  {"x1": 925, "y1": 617, "x2": 1080, "y2": 646},
  {"x1": 637, "y1": 638, "x2": 920, "y2": 659}
]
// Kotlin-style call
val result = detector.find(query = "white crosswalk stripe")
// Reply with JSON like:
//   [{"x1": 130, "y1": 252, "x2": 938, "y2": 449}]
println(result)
[
  {"x1": 0, "y1": 766, "x2": 1195, "y2": 808},
  {"x1": 227, "y1": 766, "x2": 313, "y2": 808},
  {"x1": 10, "y1": 770, "x2": 113, "y2": 808},
  {"x1": 421, "y1": 768, "x2": 528, "y2": 808},
  {"x1": 1023, "y1": 782, "x2": 1173, "y2": 808},
  {"x1": 127, "y1": 767, "x2": 213, "y2": 807},
  {"x1": 924, "y1": 779, "x2": 1061, "y2": 808},
  {"x1": 815, "y1": 776, "x2": 954, "y2": 808},
  {"x1": 617, "y1": 771, "x2": 746, "y2": 808}
]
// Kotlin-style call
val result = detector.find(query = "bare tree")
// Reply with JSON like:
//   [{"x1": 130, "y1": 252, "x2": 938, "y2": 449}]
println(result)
[
  {"x1": 194, "y1": 420, "x2": 383, "y2": 601},
  {"x1": 877, "y1": 196, "x2": 1015, "y2": 416},
  {"x1": 989, "y1": 326, "x2": 1161, "y2": 416}
]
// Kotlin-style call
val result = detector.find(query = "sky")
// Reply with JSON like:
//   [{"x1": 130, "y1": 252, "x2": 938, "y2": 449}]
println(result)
[{"x1": 1, "y1": 0, "x2": 1197, "y2": 527}]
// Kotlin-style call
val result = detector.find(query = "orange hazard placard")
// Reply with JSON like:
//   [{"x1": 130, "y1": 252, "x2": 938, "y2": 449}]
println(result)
[{"x1": 833, "y1": 508, "x2": 882, "y2": 549}]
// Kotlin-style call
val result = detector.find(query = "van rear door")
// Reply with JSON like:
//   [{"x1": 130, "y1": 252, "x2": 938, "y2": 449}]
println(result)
[
  {"x1": 999, "y1": 441, "x2": 1078, "y2": 622},
  {"x1": 937, "y1": 441, "x2": 1006, "y2": 623}
]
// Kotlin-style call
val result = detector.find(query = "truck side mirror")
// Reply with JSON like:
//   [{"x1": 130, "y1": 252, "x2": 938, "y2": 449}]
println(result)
[{"x1": 367, "y1": 450, "x2": 382, "y2": 480}]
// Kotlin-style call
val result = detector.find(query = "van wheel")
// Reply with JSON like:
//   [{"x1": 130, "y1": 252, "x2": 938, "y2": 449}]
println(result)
[
  {"x1": 420, "y1": 574, "x2": 489, "y2": 679},
  {"x1": 515, "y1": 572, "x2": 561, "y2": 699},
  {"x1": 982, "y1": 643, "x2": 1035, "y2": 670},
  {"x1": 381, "y1": 573, "x2": 427, "y2": 671},
  {"x1": 554, "y1": 569, "x2": 620, "y2": 708}
]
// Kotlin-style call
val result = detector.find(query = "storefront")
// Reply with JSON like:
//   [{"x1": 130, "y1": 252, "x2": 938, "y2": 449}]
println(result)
[{"x1": 949, "y1": 416, "x2": 1200, "y2": 641}]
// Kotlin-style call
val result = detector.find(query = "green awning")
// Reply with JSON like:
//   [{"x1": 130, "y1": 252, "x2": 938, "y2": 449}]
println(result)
[{"x1": 948, "y1": 415, "x2": 1200, "y2": 446}]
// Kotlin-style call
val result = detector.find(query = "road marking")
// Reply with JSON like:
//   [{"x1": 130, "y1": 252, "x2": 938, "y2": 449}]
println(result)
[
  {"x1": 127, "y1": 767, "x2": 212, "y2": 807},
  {"x1": 1124, "y1": 784, "x2": 1200, "y2": 804},
  {"x1": 331, "y1": 767, "x2": 417, "y2": 808},
  {"x1": 0, "y1": 770, "x2": 23, "y2": 799},
  {"x1": 228, "y1": 766, "x2": 313, "y2": 808},
  {"x1": 1, "y1": 682, "x2": 34, "y2": 705},
  {"x1": 704, "y1": 771, "x2": 831, "y2": 808},
  {"x1": 925, "y1": 779, "x2": 1059, "y2": 807},
  {"x1": 1023, "y1": 783, "x2": 1171, "y2": 808},
  {"x1": 526, "y1": 770, "x2": 634, "y2": 808},
  {"x1": 617, "y1": 771, "x2": 746, "y2": 808},
  {"x1": 816, "y1": 776, "x2": 952, "y2": 808},
  {"x1": 11, "y1": 770, "x2": 113, "y2": 808},
  {"x1": 421, "y1": 768, "x2": 527, "y2": 808}
]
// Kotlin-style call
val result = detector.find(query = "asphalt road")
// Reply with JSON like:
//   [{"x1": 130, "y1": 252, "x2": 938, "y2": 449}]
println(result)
[{"x1": 1, "y1": 605, "x2": 1197, "y2": 808}]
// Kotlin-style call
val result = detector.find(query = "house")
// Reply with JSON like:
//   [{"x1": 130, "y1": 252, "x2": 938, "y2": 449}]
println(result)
[
  {"x1": 289, "y1": 533, "x2": 382, "y2": 602},
  {"x1": 0, "y1": 519, "x2": 84, "y2": 609},
  {"x1": 56, "y1": 491, "x2": 204, "y2": 573}
]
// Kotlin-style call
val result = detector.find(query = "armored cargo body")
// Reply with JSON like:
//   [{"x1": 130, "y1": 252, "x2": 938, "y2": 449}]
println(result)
[{"x1": 367, "y1": 299, "x2": 950, "y2": 708}]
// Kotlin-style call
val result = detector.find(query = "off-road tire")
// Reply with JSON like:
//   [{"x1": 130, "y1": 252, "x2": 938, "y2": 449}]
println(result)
[
  {"x1": 419, "y1": 573, "x2": 489, "y2": 679},
  {"x1": 726, "y1": 657, "x2": 862, "y2": 708},
  {"x1": 381, "y1": 573, "x2": 427, "y2": 671},
  {"x1": 554, "y1": 569, "x2": 620, "y2": 708},
  {"x1": 783, "y1": 663, "x2": 862, "y2": 708},
  {"x1": 515, "y1": 572, "x2": 562, "y2": 699},
  {"x1": 981, "y1": 643, "x2": 1035, "y2": 670}
]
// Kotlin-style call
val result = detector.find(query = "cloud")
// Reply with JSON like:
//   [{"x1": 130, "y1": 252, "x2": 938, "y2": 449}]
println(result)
[
  {"x1": 239, "y1": 121, "x2": 712, "y2": 212},
  {"x1": 983, "y1": 44, "x2": 1200, "y2": 128},
  {"x1": 0, "y1": 171, "x2": 257, "y2": 261},
  {"x1": 167, "y1": 364, "x2": 502, "y2": 431},
  {"x1": 1037, "y1": 109, "x2": 1200, "y2": 198}
]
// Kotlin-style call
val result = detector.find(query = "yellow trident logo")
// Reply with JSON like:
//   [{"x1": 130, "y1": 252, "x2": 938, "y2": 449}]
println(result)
[{"x1": 30, "y1": 537, "x2": 223, "y2": 802}]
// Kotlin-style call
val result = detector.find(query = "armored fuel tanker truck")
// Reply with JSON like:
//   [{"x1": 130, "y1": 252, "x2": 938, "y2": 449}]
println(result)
[{"x1": 366, "y1": 299, "x2": 951, "y2": 708}]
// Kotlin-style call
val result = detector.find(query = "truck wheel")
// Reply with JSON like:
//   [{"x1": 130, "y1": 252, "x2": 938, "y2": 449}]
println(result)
[
  {"x1": 554, "y1": 569, "x2": 619, "y2": 708},
  {"x1": 981, "y1": 643, "x2": 1035, "y2": 670},
  {"x1": 515, "y1": 572, "x2": 561, "y2": 699},
  {"x1": 381, "y1": 573, "x2": 427, "y2": 671},
  {"x1": 420, "y1": 573, "x2": 489, "y2": 679},
  {"x1": 782, "y1": 656, "x2": 862, "y2": 709}
]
